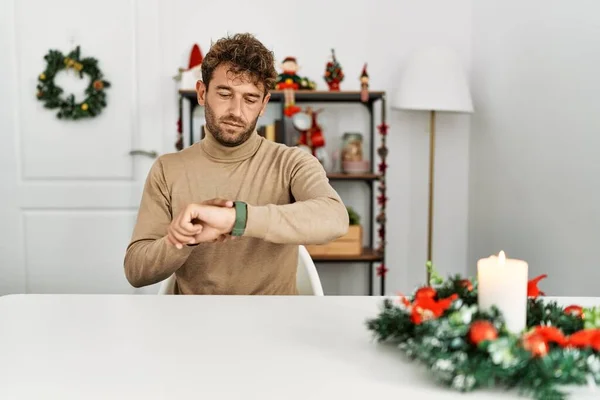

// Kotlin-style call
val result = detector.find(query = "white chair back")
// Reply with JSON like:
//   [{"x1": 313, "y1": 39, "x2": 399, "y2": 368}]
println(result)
[
  {"x1": 157, "y1": 273, "x2": 176, "y2": 295},
  {"x1": 157, "y1": 245, "x2": 323, "y2": 295},
  {"x1": 296, "y1": 245, "x2": 324, "y2": 296}
]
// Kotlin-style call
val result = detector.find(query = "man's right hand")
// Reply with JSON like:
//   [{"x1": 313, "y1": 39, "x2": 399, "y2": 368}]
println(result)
[{"x1": 166, "y1": 199, "x2": 234, "y2": 249}]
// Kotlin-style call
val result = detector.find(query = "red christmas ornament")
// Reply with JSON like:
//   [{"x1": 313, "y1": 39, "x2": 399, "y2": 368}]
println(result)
[
  {"x1": 376, "y1": 264, "x2": 388, "y2": 277},
  {"x1": 378, "y1": 162, "x2": 388, "y2": 173},
  {"x1": 377, "y1": 194, "x2": 387, "y2": 206},
  {"x1": 527, "y1": 274, "x2": 547, "y2": 298},
  {"x1": 523, "y1": 333, "x2": 549, "y2": 357},
  {"x1": 469, "y1": 320, "x2": 498, "y2": 346},
  {"x1": 459, "y1": 279, "x2": 473, "y2": 291},
  {"x1": 377, "y1": 123, "x2": 389, "y2": 135},
  {"x1": 323, "y1": 49, "x2": 344, "y2": 91},
  {"x1": 564, "y1": 305, "x2": 584, "y2": 318}
]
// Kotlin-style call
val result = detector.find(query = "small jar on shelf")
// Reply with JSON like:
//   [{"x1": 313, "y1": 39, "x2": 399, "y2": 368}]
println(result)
[{"x1": 341, "y1": 133, "x2": 369, "y2": 174}]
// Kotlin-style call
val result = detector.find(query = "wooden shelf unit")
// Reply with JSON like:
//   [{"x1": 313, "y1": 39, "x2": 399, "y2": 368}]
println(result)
[
  {"x1": 311, "y1": 248, "x2": 384, "y2": 263},
  {"x1": 177, "y1": 89, "x2": 388, "y2": 295},
  {"x1": 178, "y1": 89, "x2": 385, "y2": 103},
  {"x1": 327, "y1": 173, "x2": 380, "y2": 181}
]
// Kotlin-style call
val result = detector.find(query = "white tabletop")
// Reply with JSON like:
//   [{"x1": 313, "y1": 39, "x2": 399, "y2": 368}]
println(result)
[{"x1": 0, "y1": 294, "x2": 598, "y2": 400}]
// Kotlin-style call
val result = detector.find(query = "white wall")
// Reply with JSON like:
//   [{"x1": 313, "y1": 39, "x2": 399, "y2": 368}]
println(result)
[
  {"x1": 468, "y1": 0, "x2": 600, "y2": 296},
  {"x1": 0, "y1": 0, "x2": 472, "y2": 295}
]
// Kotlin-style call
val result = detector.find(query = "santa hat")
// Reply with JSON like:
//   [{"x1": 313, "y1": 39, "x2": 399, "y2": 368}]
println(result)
[
  {"x1": 282, "y1": 56, "x2": 297, "y2": 64},
  {"x1": 188, "y1": 44, "x2": 203, "y2": 69},
  {"x1": 361, "y1": 63, "x2": 368, "y2": 78}
]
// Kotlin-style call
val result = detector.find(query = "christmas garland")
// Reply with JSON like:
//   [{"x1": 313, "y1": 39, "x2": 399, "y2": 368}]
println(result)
[
  {"x1": 366, "y1": 266, "x2": 600, "y2": 400},
  {"x1": 36, "y1": 46, "x2": 111, "y2": 120}
]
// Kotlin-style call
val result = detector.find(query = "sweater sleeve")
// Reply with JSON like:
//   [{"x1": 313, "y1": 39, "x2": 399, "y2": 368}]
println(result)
[
  {"x1": 123, "y1": 158, "x2": 194, "y2": 288},
  {"x1": 243, "y1": 149, "x2": 349, "y2": 244}
]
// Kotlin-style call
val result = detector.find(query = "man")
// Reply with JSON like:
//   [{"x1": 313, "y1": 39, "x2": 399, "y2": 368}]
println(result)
[{"x1": 124, "y1": 33, "x2": 349, "y2": 295}]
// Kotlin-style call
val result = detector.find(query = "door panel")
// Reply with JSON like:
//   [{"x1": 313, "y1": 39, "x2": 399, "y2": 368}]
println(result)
[
  {"x1": 0, "y1": 0, "x2": 164, "y2": 295},
  {"x1": 16, "y1": 0, "x2": 137, "y2": 180}
]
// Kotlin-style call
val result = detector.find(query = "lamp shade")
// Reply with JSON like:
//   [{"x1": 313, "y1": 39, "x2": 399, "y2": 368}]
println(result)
[{"x1": 392, "y1": 47, "x2": 473, "y2": 113}]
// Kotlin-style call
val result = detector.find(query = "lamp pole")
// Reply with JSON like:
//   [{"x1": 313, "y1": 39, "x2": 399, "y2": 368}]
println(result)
[{"x1": 426, "y1": 110, "x2": 436, "y2": 284}]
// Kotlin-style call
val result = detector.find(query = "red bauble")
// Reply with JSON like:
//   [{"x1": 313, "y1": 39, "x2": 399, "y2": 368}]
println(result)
[
  {"x1": 523, "y1": 333, "x2": 549, "y2": 357},
  {"x1": 459, "y1": 279, "x2": 473, "y2": 291},
  {"x1": 469, "y1": 320, "x2": 498, "y2": 345},
  {"x1": 564, "y1": 305, "x2": 584, "y2": 318}
]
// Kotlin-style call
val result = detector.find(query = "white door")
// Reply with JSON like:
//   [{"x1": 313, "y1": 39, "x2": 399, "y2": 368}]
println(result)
[{"x1": 0, "y1": 0, "x2": 165, "y2": 295}]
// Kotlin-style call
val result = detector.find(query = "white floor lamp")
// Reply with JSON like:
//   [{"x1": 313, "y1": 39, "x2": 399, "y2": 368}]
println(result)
[{"x1": 392, "y1": 47, "x2": 473, "y2": 283}]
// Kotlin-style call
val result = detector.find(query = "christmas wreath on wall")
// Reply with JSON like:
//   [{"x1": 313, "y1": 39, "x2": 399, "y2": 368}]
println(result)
[{"x1": 36, "y1": 46, "x2": 111, "y2": 120}]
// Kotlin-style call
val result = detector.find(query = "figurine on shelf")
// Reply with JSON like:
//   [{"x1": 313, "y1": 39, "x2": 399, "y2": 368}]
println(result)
[
  {"x1": 360, "y1": 63, "x2": 369, "y2": 102},
  {"x1": 292, "y1": 107, "x2": 329, "y2": 169},
  {"x1": 323, "y1": 49, "x2": 344, "y2": 91},
  {"x1": 275, "y1": 56, "x2": 316, "y2": 117},
  {"x1": 174, "y1": 44, "x2": 204, "y2": 90},
  {"x1": 293, "y1": 107, "x2": 325, "y2": 155}
]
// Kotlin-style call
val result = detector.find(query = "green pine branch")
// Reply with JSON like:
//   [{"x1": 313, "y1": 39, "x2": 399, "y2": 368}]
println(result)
[{"x1": 365, "y1": 271, "x2": 600, "y2": 399}]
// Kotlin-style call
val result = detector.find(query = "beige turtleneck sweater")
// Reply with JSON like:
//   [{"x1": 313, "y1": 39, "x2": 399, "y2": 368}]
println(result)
[{"x1": 124, "y1": 130, "x2": 349, "y2": 295}]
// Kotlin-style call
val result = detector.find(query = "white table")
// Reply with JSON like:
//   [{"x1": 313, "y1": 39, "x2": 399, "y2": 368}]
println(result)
[{"x1": 0, "y1": 294, "x2": 597, "y2": 399}]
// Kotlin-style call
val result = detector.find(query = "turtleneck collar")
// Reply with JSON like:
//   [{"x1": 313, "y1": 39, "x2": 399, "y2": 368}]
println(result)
[{"x1": 200, "y1": 126, "x2": 262, "y2": 163}]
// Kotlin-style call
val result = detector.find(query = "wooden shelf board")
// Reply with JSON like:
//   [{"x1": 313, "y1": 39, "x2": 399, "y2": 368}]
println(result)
[
  {"x1": 327, "y1": 173, "x2": 380, "y2": 181},
  {"x1": 310, "y1": 247, "x2": 383, "y2": 263},
  {"x1": 178, "y1": 89, "x2": 384, "y2": 103}
]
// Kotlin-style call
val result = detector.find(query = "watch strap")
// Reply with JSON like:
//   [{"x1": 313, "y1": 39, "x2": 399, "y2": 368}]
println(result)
[{"x1": 231, "y1": 201, "x2": 247, "y2": 236}]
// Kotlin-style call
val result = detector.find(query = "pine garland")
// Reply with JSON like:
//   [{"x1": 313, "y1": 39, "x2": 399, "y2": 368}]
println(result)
[
  {"x1": 366, "y1": 272, "x2": 600, "y2": 399},
  {"x1": 36, "y1": 46, "x2": 111, "y2": 120}
]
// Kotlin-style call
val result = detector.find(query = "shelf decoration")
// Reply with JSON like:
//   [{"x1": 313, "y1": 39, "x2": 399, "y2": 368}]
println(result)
[
  {"x1": 366, "y1": 267, "x2": 600, "y2": 400},
  {"x1": 292, "y1": 107, "x2": 325, "y2": 155},
  {"x1": 36, "y1": 45, "x2": 111, "y2": 120},
  {"x1": 306, "y1": 206, "x2": 362, "y2": 257},
  {"x1": 174, "y1": 43, "x2": 203, "y2": 90},
  {"x1": 360, "y1": 63, "x2": 369, "y2": 102},
  {"x1": 275, "y1": 56, "x2": 315, "y2": 117},
  {"x1": 341, "y1": 133, "x2": 369, "y2": 174},
  {"x1": 323, "y1": 49, "x2": 344, "y2": 91},
  {"x1": 175, "y1": 44, "x2": 204, "y2": 150},
  {"x1": 376, "y1": 122, "x2": 389, "y2": 255}
]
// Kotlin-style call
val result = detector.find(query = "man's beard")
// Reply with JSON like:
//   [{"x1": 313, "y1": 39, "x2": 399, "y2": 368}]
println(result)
[{"x1": 204, "y1": 101, "x2": 259, "y2": 147}]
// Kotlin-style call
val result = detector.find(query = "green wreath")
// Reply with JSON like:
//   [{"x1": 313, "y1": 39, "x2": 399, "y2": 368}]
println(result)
[
  {"x1": 366, "y1": 265, "x2": 600, "y2": 400},
  {"x1": 36, "y1": 46, "x2": 111, "y2": 120}
]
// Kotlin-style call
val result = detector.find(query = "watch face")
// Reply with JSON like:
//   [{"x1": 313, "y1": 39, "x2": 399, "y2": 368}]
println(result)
[{"x1": 292, "y1": 112, "x2": 311, "y2": 131}]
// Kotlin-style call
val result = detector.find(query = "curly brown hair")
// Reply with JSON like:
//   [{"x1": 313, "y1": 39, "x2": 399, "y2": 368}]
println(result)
[{"x1": 201, "y1": 33, "x2": 277, "y2": 96}]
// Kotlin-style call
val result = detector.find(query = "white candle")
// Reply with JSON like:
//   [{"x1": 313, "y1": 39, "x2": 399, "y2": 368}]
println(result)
[{"x1": 477, "y1": 251, "x2": 529, "y2": 333}]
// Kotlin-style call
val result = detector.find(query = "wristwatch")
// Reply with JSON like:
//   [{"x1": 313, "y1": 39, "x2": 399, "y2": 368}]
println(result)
[{"x1": 231, "y1": 201, "x2": 247, "y2": 236}]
